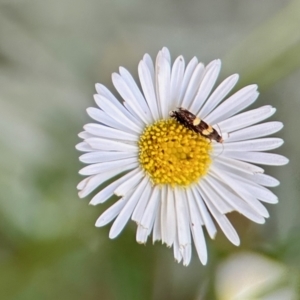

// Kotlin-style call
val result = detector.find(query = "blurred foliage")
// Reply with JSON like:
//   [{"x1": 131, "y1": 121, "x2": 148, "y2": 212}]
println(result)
[{"x1": 0, "y1": 0, "x2": 300, "y2": 299}]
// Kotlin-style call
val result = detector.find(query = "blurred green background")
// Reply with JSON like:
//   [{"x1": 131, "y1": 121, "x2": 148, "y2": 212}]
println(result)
[{"x1": 1, "y1": 0, "x2": 300, "y2": 299}]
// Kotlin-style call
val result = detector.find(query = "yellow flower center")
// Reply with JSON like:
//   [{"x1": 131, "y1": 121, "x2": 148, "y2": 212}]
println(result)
[{"x1": 138, "y1": 119, "x2": 212, "y2": 187}]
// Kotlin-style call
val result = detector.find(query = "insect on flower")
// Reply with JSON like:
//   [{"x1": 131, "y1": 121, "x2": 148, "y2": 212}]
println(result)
[
  {"x1": 170, "y1": 107, "x2": 223, "y2": 143},
  {"x1": 77, "y1": 47, "x2": 289, "y2": 266}
]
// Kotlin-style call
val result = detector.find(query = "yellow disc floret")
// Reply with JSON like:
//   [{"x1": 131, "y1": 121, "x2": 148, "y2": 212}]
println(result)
[{"x1": 138, "y1": 119, "x2": 212, "y2": 187}]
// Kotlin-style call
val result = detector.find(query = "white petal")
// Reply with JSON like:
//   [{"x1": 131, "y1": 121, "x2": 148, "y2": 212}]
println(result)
[
  {"x1": 155, "y1": 51, "x2": 171, "y2": 118},
  {"x1": 77, "y1": 176, "x2": 90, "y2": 190},
  {"x1": 181, "y1": 62, "x2": 205, "y2": 109},
  {"x1": 122, "y1": 99, "x2": 145, "y2": 124},
  {"x1": 218, "y1": 105, "x2": 276, "y2": 133},
  {"x1": 114, "y1": 169, "x2": 144, "y2": 196},
  {"x1": 95, "y1": 85, "x2": 144, "y2": 128},
  {"x1": 226, "y1": 172, "x2": 278, "y2": 204},
  {"x1": 211, "y1": 161, "x2": 278, "y2": 189},
  {"x1": 173, "y1": 233, "x2": 182, "y2": 263},
  {"x1": 79, "y1": 151, "x2": 137, "y2": 164},
  {"x1": 109, "y1": 176, "x2": 149, "y2": 236},
  {"x1": 226, "y1": 121, "x2": 283, "y2": 142},
  {"x1": 174, "y1": 188, "x2": 191, "y2": 248},
  {"x1": 143, "y1": 53, "x2": 155, "y2": 81},
  {"x1": 223, "y1": 151, "x2": 289, "y2": 166},
  {"x1": 186, "y1": 189, "x2": 208, "y2": 265},
  {"x1": 205, "y1": 85, "x2": 258, "y2": 125},
  {"x1": 161, "y1": 186, "x2": 176, "y2": 247},
  {"x1": 212, "y1": 155, "x2": 265, "y2": 174},
  {"x1": 137, "y1": 207, "x2": 157, "y2": 244},
  {"x1": 136, "y1": 224, "x2": 150, "y2": 244},
  {"x1": 95, "y1": 199, "x2": 126, "y2": 227},
  {"x1": 84, "y1": 123, "x2": 138, "y2": 142},
  {"x1": 136, "y1": 188, "x2": 161, "y2": 244},
  {"x1": 78, "y1": 131, "x2": 93, "y2": 139},
  {"x1": 140, "y1": 186, "x2": 160, "y2": 230},
  {"x1": 182, "y1": 244, "x2": 192, "y2": 267},
  {"x1": 174, "y1": 188, "x2": 192, "y2": 266},
  {"x1": 170, "y1": 55, "x2": 185, "y2": 108},
  {"x1": 119, "y1": 67, "x2": 152, "y2": 120},
  {"x1": 86, "y1": 107, "x2": 135, "y2": 133},
  {"x1": 199, "y1": 74, "x2": 239, "y2": 118},
  {"x1": 78, "y1": 170, "x2": 121, "y2": 198},
  {"x1": 160, "y1": 185, "x2": 168, "y2": 245},
  {"x1": 79, "y1": 157, "x2": 137, "y2": 176},
  {"x1": 161, "y1": 47, "x2": 171, "y2": 62},
  {"x1": 138, "y1": 60, "x2": 159, "y2": 120},
  {"x1": 109, "y1": 184, "x2": 143, "y2": 239},
  {"x1": 112, "y1": 72, "x2": 151, "y2": 124},
  {"x1": 95, "y1": 82, "x2": 120, "y2": 102},
  {"x1": 90, "y1": 168, "x2": 140, "y2": 205},
  {"x1": 215, "y1": 138, "x2": 284, "y2": 152},
  {"x1": 190, "y1": 59, "x2": 221, "y2": 114},
  {"x1": 246, "y1": 173, "x2": 280, "y2": 187},
  {"x1": 131, "y1": 178, "x2": 152, "y2": 223},
  {"x1": 76, "y1": 141, "x2": 95, "y2": 152},
  {"x1": 178, "y1": 57, "x2": 198, "y2": 105},
  {"x1": 192, "y1": 186, "x2": 217, "y2": 239},
  {"x1": 94, "y1": 95, "x2": 142, "y2": 133},
  {"x1": 96, "y1": 82, "x2": 132, "y2": 114},
  {"x1": 250, "y1": 186, "x2": 278, "y2": 204},
  {"x1": 210, "y1": 166, "x2": 269, "y2": 218},
  {"x1": 205, "y1": 174, "x2": 265, "y2": 224},
  {"x1": 153, "y1": 199, "x2": 162, "y2": 243},
  {"x1": 86, "y1": 137, "x2": 137, "y2": 152},
  {"x1": 198, "y1": 184, "x2": 240, "y2": 246},
  {"x1": 200, "y1": 178, "x2": 233, "y2": 214},
  {"x1": 236, "y1": 190, "x2": 270, "y2": 218}
]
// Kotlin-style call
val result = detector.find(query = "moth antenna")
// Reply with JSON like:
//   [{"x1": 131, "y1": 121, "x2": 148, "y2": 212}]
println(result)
[
  {"x1": 216, "y1": 123, "x2": 222, "y2": 138},
  {"x1": 213, "y1": 124, "x2": 225, "y2": 159}
]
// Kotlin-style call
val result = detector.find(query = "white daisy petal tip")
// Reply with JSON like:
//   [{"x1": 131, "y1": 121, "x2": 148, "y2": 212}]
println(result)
[
  {"x1": 281, "y1": 156, "x2": 289, "y2": 165},
  {"x1": 93, "y1": 93, "x2": 100, "y2": 102},
  {"x1": 114, "y1": 192, "x2": 123, "y2": 197},
  {"x1": 111, "y1": 72, "x2": 118, "y2": 81},
  {"x1": 233, "y1": 73, "x2": 239, "y2": 80},
  {"x1": 108, "y1": 231, "x2": 118, "y2": 239},
  {"x1": 256, "y1": 217, "x2": 266, "y2": 225},
  {"x1": 233, "y1": 237, "x2": 241, "y2": 247},
  {"x1": 215, "y1": 59, "x2": 221, "y2": 66},
  {"x1": 77, "y1": 48, "x2": 288, "y2": 266},
  {"x1": 136, "y1": 240, "x2": 146, "y2": 245},
  {"x1": 78, "y1": 169, "x2": 87, "y2": 176},
  {"x1": 201, "y1": 257, "x2": 208, "y2": 266},
  {"x1": 78, "y1": 132, "x2": 85, "y2": 139},
  {"x1": 95, "y1": 215, "x2": 107, "y2": 227},
  {"x1": 86, "y1": 107, "x2": 93, "y2": 115},
  {"x1": 77, "y1": 178, "x2": 87, "y2": 190},
  {"x1": 95, "y1": 83, "x2": 104, "y2": 93},
  {"x1": 265, "y1": 154, "x2": 289, "y2": 166},
  {"x1": 95, "y1": 220, "x2": 102, "y2": 228},
  {"x1": 164, "y1": 242, "x2": 172, "y2": 248},
  {"x1": 78, "y1": 190, "x2": 86, "y2": 199},
  {"x1": 211, "y1": 232, "x2": 217, "y2": 240}
]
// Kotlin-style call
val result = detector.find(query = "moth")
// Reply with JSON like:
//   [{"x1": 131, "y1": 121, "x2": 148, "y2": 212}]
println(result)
[{"x1": 169, "y1": 107, "x2": 223, "y2": 143}]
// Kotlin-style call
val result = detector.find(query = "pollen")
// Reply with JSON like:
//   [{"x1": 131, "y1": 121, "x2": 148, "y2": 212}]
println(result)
[{"x1": 138, "y1": 119, "x2": 212, "y2": 187}]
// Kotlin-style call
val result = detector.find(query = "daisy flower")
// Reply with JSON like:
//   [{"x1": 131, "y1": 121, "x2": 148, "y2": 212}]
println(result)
[{"x1": 76, "y1": 47, "x2": 288, "y2": 266}]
